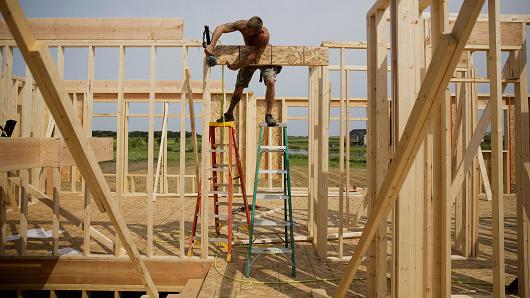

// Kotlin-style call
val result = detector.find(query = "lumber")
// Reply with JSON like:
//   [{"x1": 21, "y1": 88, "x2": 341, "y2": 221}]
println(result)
[
  {"x1": 476, "y1": 148, "x2": 492, "y2": 201},
  {"x1": 27, "y1": 184, "x2": 120, "y2": 254},
  {"x1": 200, "y1": 58, "x2": 211, "y2": 258},
  {"x1": 0, "y1": 256, "x2": 211, "y2": 292},
  {"x1": 146, "y1": 45, "x2": 155, "y2": 257},
  {"x1": 488, "y1": 1, "x2": 505, "y2": 296},
  {"x1": 0, "y1": 18, "x2": 183, "y2": 40},
  {"x1": 184, "y1": 68, "x2": 200, "y2": 190},
  {"x1": 515, "y1": 26, "x2": 530, "y2": 297},
  {"x1": 0, "y1": 175, "x2": 6, "y2": 255},
  {"x1": 448, "y1": 20, "x2": 524, "y2": 48},
  {"x1": 0, "y1": 138, "x2": 113, "y2": 171},
  {"x1": 211, "y1": 45, "x2": 328, "y2": 66},
  {"x1": 367, "y1": 7, "x2": 389, "y2": 297},
  {"x1": 335, "y1": 0, "x2": 484, "y2": 296},
  {"x1": 0, "y1": 1, "x2": 158, "y2": 297}
]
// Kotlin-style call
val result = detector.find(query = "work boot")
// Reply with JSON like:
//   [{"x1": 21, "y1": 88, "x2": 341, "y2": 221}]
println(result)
[
  {"x1": 265, "y1": 114, "x2": 277, "y2": 127},
  {"x1": 216, "y1": 112, "x2": 235, "y2": 123}
]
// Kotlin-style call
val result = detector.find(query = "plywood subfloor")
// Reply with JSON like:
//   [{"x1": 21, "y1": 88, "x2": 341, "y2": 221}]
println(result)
[{"x1": 2, "y1": 188, "x2": 521, "y2": 297}]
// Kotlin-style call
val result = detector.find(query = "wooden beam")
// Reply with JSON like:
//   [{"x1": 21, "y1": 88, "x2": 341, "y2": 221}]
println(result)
[
  {"x1": 335, "y1": 0, "x2": 484, "y2": 295},
  {"x1": 27, "y1": 184, "x2": 121, "y2": 254},
  {"x1": 514, "y1": 25, "x2": 530, "y2": 298},
  {"x1": 0, "y1": 18, "x2": 183, "y2": 40},
  {"x1": 200, "y1": 58, "x2": 211, "y2": 258},
  {"x1": 0, "y1": 138, "x2": 113, "y2": 171},
  {"x1": 0, "y1": 1, "x2": 159, "y2": 297},
  {"x1": 212, "y1": 45, "x2": 328, "y2": 66},
  {"x1": 184, "y1": 68, "x2": 200, "y2": 191},
  {"x1": 448, "y1": 20, "x2": 524, "y2": 48},
  {"x1": 0, "y1": 256, "x2": 211, "y2": 292},
  {"x1": 488, "y1": 0, "x2": 505, "y2": 296}
]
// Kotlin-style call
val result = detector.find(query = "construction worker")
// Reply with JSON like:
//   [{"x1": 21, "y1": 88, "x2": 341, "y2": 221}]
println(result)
[{"x1": 205, "y1": 16, "x2": 280, "y2": 126}]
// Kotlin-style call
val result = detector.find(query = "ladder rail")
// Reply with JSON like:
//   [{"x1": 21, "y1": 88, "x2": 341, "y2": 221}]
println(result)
[{"x1": 246, "y1": 126, "x2": 263, "y2": 277}]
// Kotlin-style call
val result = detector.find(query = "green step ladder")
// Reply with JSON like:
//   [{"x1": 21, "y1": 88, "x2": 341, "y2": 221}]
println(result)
[{"x1": 245, "y1": 122, "x2": 296, "y2": 278}]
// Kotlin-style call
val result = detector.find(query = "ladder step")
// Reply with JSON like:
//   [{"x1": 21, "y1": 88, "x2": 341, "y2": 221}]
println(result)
[
  {"x1": 212, "y1": 143, "x2": 228, "y2": 147},
  {"x1": 255, "y1": 192, "x2": 288, "y2": 200},
  {"x1": 210, "y1": 191, "x2": 228, "y2": 196},
  {"x1": 259, "y1": 122, "x2": 288, "y2": 127},
  {"x1": 216, "y1": 201, "x2": 245, "y2": 207},
  {"x1": 216, "y1": 183, "x2": 241, "y2": 187},
  {"x1": 214, "y1": 214, "x2": 228, "y2": 220},
  {"x1": 209, "y1": 167, "x2": 228, "y2": 172},
  {"x1": 253, "y1": 219, "x2": 290, "y2": 227},
  {"x1": 260, "y1": 146, "x2": 286, "y2": 152},
  {"x1": 251, "y1": 247, "x2": 291, "y2": 254},
  {"x1": 191, "y1": 235, "x2": 229, "y2": 243},
  {"x1": 209, "y1": 237, "x2": 228, "y2": 243},
  {"x1": 209, "y1": 148, "x2": 226, "y2": 153},
  {"x1": 258, "y1": 169, "x2": 287, "y2": 174}
]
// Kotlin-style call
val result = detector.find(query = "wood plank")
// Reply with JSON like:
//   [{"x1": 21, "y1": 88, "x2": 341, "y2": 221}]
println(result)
[
  {"x1": 212, "y1": 45, "x2": 328, "y2": 66},
  {"x1": 184, "y1": 68, "x2": 200, "y2": 191},
  {"x1": 0, "y1": 138, "x2": 113, "y2": 171},
  {"x1": 0, "y1": 1, "x2": 158, "y2": 297},
  {"x1": 200, "y1": 58, "x2": 211, "y2": 258},
  {"x1": 52, "y1": 167, "x2": 60, "y2": 255},
  {"x1": 60, "y1": 138, "x2": 114, "y2": 166},
  {"x1": 0, "y1": 174, "x2": 6, "y2": 255},
  {"x1": 448, "y1": 20, "x2": 523, "y2": 47},
  {"x1": 487, "y1": 1, "x2": 505, "y2": 296},
  {"x1": 27, "y1": 184, "x2": 118, "y2": 253},
  {"x1": 0, "y1": 18, "x2": 183, "y2": 40},
  {"x1": 146, "y1": 46, "x2": 155, "y2": 257},
  {"x1": 0, "y1": 257, "x2": 211, "y2": 292},
  {"x1": 335, "y1": 0, "x2": 485, "y2": 296},
  {"x1": 514, "y1": 25, "x2": 530, "y2": 298}
]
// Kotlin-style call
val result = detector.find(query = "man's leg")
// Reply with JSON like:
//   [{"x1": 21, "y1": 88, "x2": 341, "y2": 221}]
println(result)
[
  {"x1": 264, "y1": 77, "x2": 277, "y2": 126},
  {"x1": 226, "y1": 85, "x2": 244, "y2": 115},
  {"x1": 217, "y1": 67, "x2": 255, "y2": 122}
]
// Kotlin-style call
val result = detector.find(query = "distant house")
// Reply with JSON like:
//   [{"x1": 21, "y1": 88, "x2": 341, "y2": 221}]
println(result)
[{"x1": 349, "y1": 129, "x2": 367, "y2": 146}]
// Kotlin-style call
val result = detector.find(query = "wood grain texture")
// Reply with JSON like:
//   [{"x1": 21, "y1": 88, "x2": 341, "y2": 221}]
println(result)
[
  {"x1": 212, "y1": 45, "x2": 328, "y2": 66},
  {"x1": 0, "y1": 18, "x2": 183, "y2": 40},
  {"x1": 448, "y1": 20, "x2": 523, "y2": 47},
  {"x1": 0, "y1": 257, "x2": 211, "y2": 291}
]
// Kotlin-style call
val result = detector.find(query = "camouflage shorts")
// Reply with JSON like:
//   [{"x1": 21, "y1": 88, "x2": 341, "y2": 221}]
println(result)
[{"x1": 235, "y1": 66, "x2": 279, "y2": 88}]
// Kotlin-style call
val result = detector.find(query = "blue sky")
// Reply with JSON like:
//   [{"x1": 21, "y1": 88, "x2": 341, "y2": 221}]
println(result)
[{"x1": 12, "y1": 0, "x2": 530, "y2": 135}]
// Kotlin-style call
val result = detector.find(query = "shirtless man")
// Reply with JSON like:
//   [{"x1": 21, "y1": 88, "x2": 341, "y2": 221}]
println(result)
[{"x1": 205, "y1": 16, "x2": 279, "y2": 126}]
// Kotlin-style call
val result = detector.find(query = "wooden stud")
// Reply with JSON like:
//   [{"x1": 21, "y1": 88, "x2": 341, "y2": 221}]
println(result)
[
  {"x1": 338, "y1": 48, "x2": 345, "y2": 258},
  {"x1": 335, "y1": 0, "x2": 485, "y2": 295},
  {"x1": 514, "y1": 25, "x2": 530, "y2": 298},
  {"x1": 0, "y1": 173, "x2": 6, "y2": 255},
  {"x1": 0, "y1": 1, "x2": 159, "y2": 296},
  {"x1": 114, "y1": 45, "x2": 125, "y2": 256},
  {"x1": 315, "y1": 65, "x2": 330, "y2": 259},
  {"x1": 487, "y1": 2, "x2": 505, "y2": 295},
  {"x1": 201, "y1": 59, "x2": 211, "y2": 258},
  {"x1": 52, "y1": 167, "x2": 60, "y2": 255},
  {"x1": 146, "y1": 46, "x2": 156, "y2": 257}
]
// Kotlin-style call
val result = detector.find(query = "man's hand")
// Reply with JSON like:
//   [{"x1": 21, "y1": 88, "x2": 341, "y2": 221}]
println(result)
[
  {"x1": 227, "y1": 63, "x2": 239, "y2": 70},
  {"x1": 204, "y1": 44, "x2": 214, "y2": 56}
]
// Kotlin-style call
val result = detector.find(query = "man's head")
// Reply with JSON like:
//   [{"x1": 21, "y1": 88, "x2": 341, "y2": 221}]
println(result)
[{"x1": 247, "y1": 16, "x2": 263, "y2": 35}]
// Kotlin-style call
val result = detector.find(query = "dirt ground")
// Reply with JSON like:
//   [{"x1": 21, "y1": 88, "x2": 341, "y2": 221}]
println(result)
[{"x1": 2, "y1": 183, "x2": 521, "y2": 297}]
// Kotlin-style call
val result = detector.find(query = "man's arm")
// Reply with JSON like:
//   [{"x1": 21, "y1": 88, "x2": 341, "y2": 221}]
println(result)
[
  {"x1": 228, "y1": 32, "x2": 269, "y2": 70},
  {"x1": 205, "y1": 20, "x2": 245, "y2": 55}
]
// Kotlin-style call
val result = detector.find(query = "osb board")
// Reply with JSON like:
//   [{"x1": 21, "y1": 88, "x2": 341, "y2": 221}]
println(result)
[
  {"x1": 448, "y1": 20, "x2": 523, "y2": 47},
  {"x1": 0, "y1": 18, "x2": 184, "y2": 40},
  {"x1": 212, "y1": 45, "x2": 328, "y2": 66}
]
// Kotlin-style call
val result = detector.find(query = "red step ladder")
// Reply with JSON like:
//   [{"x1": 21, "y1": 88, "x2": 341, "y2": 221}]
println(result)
[{"x1": 187, "y1": 121, "x2": 250, "y2": 262}]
